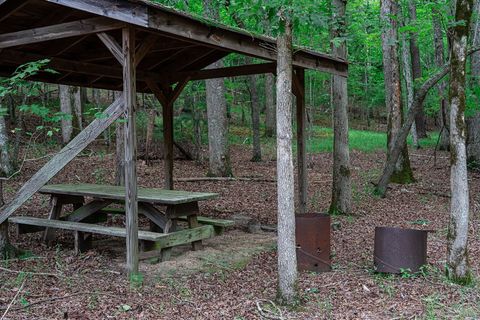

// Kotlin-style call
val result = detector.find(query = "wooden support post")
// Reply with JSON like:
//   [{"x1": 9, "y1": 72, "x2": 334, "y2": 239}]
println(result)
[
  {"x1": 295, "y1": 68, "x2": 307, "y2": 214},
  {"x1": 0, "y1": 220, "x2": 11, "y2": 259},
  {"x1": 123, "y1": 27, "x2": 139, "y2": 276}
]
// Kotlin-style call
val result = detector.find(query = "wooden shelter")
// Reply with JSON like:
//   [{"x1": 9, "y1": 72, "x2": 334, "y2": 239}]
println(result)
[{"x1": 0, "y1": 0, "x2": 348, "y2": 274}]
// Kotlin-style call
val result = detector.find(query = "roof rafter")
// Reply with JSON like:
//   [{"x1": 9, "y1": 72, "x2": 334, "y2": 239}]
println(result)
[{"x1": 0, "y1": 16, "x2": 125, "y2": 49}]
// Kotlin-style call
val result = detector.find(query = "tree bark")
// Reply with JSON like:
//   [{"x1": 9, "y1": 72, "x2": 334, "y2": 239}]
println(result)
[
  {"x1": 0, "y1": 115, "x2": 13, "y2": 177},
  {"x1": 380, "y1": 0, "x2": 415, "y2": 184},
  {"x1": 204, "y1": 0, "x2": 231, "y2": 177},
  {"x1": 470, "y1": 0, "x2": 480, "y2": 84},
  {"x1": 466, "y1": 114, "x2": 480, "y2": 165},
  {"x1": 408, "y1": 0, "x2": 427, "y2": 138},
  {"x1": 329, "y1": 0, "x2": 352, "y2": 215},
  {"x1": 72, "y1": 87, "x2": 84, "y2": 132},
  {"x1": 433, "y1": 7, "x2": 450, "y2": 150},
  {"x1": 265, "y1": 73, "x2": 276, "y2": 137},
  {"x1": 249, "y1": 73, "x2": 262, "y2": 161},
  {"x1": 59, "y1": 85, "x2": 73, "y2": 145},
  {"x1": 276, "y1": 17, "x2": 297, "y2": 305},
  {"x1": 114, "y1": 91, "x2": 125, "y2": 186},
  {"x1": 401, "y1": 14, "x2": 420, "y2": 149},
  {"x1": 447, "y1": 0, "x2": 474, "y2": 284}
]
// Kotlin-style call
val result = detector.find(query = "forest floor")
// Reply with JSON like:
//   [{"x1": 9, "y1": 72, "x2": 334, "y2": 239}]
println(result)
[{"x1": 0, "y1": 143, "x2": 479, "y2": 319}]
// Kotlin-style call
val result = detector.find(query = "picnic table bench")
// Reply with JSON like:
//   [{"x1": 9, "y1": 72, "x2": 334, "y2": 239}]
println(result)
[{"x1": 9, "y1": 184, "x2": 233, "y2": 260}]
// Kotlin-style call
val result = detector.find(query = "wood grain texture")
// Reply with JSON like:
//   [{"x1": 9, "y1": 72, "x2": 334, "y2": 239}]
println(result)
[
  {"x1": 40, "y1": 184, "x2": 218, "y2": 204},
  {"x1": 0, "y1": 17, "x2": 124, "y2": 49},
  {"x1": 0, "y1": 97, "x2": 124, "y2": 225},
  {"x1": 123, "y1": 26, "x2": 139, "y2": 275}
]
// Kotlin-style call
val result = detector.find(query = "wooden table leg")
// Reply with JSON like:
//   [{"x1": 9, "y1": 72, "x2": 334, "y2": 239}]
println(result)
[
  {"x1": 44, "y1": 196, "x2": 63, "y2": 245},
  {"x1": 187, "y1": 215, "x2": 203, "y2": 251},
  {"x1": 74, "y1": 231, "x2": 92, "y2": 254}
]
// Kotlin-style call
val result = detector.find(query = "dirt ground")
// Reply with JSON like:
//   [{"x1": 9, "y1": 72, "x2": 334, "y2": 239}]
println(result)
[{"x1": 0, "y1": 145, "x2": 479, "y2": 319}]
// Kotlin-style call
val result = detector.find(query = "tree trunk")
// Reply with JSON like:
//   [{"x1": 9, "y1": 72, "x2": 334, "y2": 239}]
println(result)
[
  {"x1": 380, "y1": 0, "x2": 415, "y2": 184},
  {"x1": 466, "y1": 113, "x2": 480, "y2": 166},
  {"x1": 265, "y1": 73, "x2": 276, "y2": 137},
  {"x1": 114, "y1": 91, "x2": 125, "y2": 186},
  {"x1": 249, "y1": 73, "x2": 262, "y2": 161},
  {"x1": 470, "y1": 0, "x2": 480, "y2": 84},
  {"x1": 204, "y1": 1, "x2": 231, "y2": 177},
  {"x1": 329, "y1": 0, "x2": 352, "y2": 215},
  {"x1": 276, "y1": 17, "x2": 297, "y2": 305},
  {"x1": 72, "y1": 86, "x2": 84, "y2": 132},
  {"x1": 433, "y1": 7, "x2": 450, "y2": 150},
  {"x1": 0, "y1": 115, "x2": 13, "y2": 177},
  {"x1": 409, "y1": 0, "x2": 427, "y2": 138},
  {"x1": 400, "y1": 22, "x2": 420, "y2": 149},
  {"x1": 145, "y1": 109, "x2": 156, "y2": 166},
  {"x1": 59, "y1": 85, "x2": 73, "y2": 144},
  {"x1": 192, "y1": 86, "x2": 202, "y2": 162},
  {"x1": 446, "y1": 0, "x2": 474, "y2": 284}
]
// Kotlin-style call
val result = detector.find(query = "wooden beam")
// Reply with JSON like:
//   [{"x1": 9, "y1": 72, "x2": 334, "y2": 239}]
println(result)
[
  {"x1": 0, "y1": 97, "x2": 125, "y2": 225},
  {"x1": 0, "y1": 0, "x2": 30, "y2": 24},
  {"x1": 135, "y1": 34, "x2": 158, "y2": 67},
  {"x1": 122, "y1": 27, "x2": 139, "y2": 276},
  {"x1": 46, "y1": 0, "x2": 347, "y2": 76},
  {"x1": 0, "y1": 17, "x2": 124, "y2": 49},
  {"x1": 295, "y1": 69, "x2": 307, "y2": 214},
  {"x1": 172, "y1": 63, "x2": 276, "y2": 82},
  {"x1": 97, "y1": 33, "x2": 123, "y2": 65}
]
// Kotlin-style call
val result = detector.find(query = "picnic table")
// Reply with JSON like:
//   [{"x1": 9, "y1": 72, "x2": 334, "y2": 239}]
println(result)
[{"x1": 9, "y1": 184, "x2": 232, "y2": 260}]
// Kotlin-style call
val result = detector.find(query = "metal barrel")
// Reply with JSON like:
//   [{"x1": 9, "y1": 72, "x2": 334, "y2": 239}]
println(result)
[
  {"x1": 374, "y1": 226, "x2": 429, "y2": 273},
  {"x1": 295, "y1": 213, "x2": 331, "y2": 273}
]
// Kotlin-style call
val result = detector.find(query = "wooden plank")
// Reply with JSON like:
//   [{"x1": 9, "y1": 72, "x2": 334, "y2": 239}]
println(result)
[
  {"x1": 0, "y1": 97, "x2": 125, "y2": 225},
  {"x1": 176, "y1": 216, "x2": 234, "y2": 227},
  {"x1": 9, "y1": 216, "x2": 170, "y2": 241},
  {"x1": 66, "y1": 200, "x2": 113, "y2": 222},
  {"x1": 40, "y1": 184, "x2": 219, "y2": 204},
  {"x1": 135, "y1": 34, "x2": 158, "y2": 66},
  {"x1": 0, "y1": 49, "x2": 161, "y2": 83},
  {"x1": 170, "y1": 63, "x2": 276, "y2": 82},
  {"x1": 46, "y1": 0, "x2": 149, "y2": 27},
  {"x1": 43, "y1": 196, "x2": 63, "y2": 244},
  {"x1": 45, "y1": 0, "x2": 346, "y2": 76},
  {"x1": 0, "y1": 17, "x2": 124, "y2": 49},
  {"x1": 295, "y1": 68, "x2": 307, "y2": 214},
  {"x1": 97, "y1": 33, "x2": 123, "y2": 65},
  {"x1": 138, "y1": 202, "x2": 170, "y2": 231},
  {"x1": 123, "y1": 26, "x2": 139, "y2": 276},
  {"x1": 0, "y1": 0, "x2": 30, "y2": 24}
]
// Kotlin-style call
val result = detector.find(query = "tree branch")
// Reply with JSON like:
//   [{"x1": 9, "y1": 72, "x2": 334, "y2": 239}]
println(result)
[{"x1": 375, "y1": 46, "x2": 480, "y2": 197}]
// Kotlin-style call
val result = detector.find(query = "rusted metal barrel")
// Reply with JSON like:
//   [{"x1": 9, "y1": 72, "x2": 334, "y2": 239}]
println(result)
[
  {"x1": 374, "y1": 226, "x2": 429, "y2": 273},
  {"x1": 295, "y1": 213, "x2": 331, "y2": 273}
]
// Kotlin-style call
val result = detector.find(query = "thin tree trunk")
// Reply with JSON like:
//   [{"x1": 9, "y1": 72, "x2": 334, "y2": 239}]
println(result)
[
  {"x1": 192, "y1": 86, "x2": 202, "y2": 162},
  {"x1": 59, "y1": 85, "x2": 73, "y2": 144},
  {"x1": 72, "y1": 87, "x2": 84, "y2": 132},
  {"x1": 204, "y1": 1, "x2": 231, "y2": 177},
  {"x1": 380, "y1": 0, "x2": 415, "y2": 184},
  {"x1": 114, "y1": 91, "x2": 125, "y2": 186},
  {"x1": 400, "y1": 23, "x2": 420, "y2": 149},
  {"x1": 265, "y1": 73, "x2": 276, "y2": 137},
  {"x1": 329, "y1": 0, "x2": 352, "y2": 215},
  {"x1": 433, "y1": 7, "x2": 450, "y2": 150},
  {"x1": 145, "y1": 109, "x2": 156, "y2": 166},
  {"x1": 0, "y1": 115, "x2": 12, "y2": 177},
  {"x1": 276, "y1": 17, "x2": 297, "y2": 305},
  {"x1": 470, "y1": 0, "x2": 480, "y2": 83},
  {"x1": 409, "y1": 0, "x2": 427, "y2": 138},
  {"x1": 447, "y1": 0, "x2": 474, "y2": 284},
  {"x1": 249, "y1": 73, "x2": 262, "y2": 161}
]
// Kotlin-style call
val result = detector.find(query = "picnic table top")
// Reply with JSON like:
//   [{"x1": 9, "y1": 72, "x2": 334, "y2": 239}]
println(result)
[{"x1": 40, "y1": 184, "x2": 219, "y2": 205}]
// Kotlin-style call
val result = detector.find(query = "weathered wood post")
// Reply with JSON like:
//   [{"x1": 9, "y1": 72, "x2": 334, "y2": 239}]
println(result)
[
  {"x1": 295, "y1": 68, "x2": 307, "y2": 214},
  {"x1": 122, "y1": 27, "x2": 139, "y2": 276}
]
